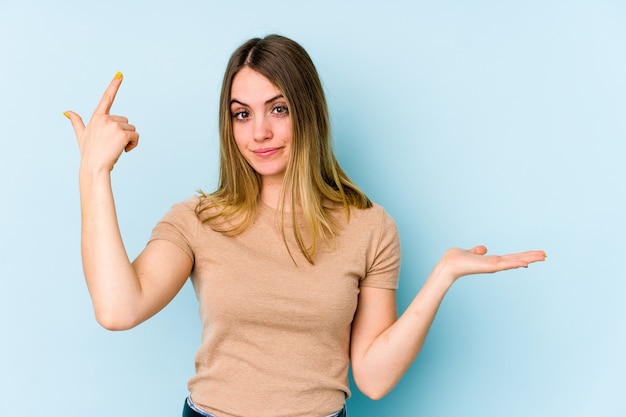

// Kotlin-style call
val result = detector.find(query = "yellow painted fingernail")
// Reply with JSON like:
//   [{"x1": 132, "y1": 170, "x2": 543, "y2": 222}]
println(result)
[
  {"x1": 63, "y1": 111, "x2": 70, "y2": 119},
  {"x1": 115, "y1": 71, "x2": 123, "y2": 79},
  {"x1": 544, "y1": 253, "x2": 548, "y2": 259}
]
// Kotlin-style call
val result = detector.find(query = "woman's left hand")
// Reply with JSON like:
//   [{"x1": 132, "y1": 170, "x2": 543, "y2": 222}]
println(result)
[{"x1": 437, "y1": 245, "x2": 546, "y2": 283}]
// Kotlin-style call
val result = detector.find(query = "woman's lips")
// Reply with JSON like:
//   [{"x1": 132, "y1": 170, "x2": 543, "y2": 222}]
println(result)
[{"x1": 252, "y1": 147, "x2": 281, "y2": 158}]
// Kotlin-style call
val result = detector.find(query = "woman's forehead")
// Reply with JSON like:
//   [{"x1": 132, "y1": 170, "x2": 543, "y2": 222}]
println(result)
[{"x1": 230, "y1": 67, "x2": 282, "y2": 102}]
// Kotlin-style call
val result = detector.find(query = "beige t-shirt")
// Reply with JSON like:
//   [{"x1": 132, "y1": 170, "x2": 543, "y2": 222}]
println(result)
[{"x1": 150, "y1": 196, "x2": 400, "y2": 417}]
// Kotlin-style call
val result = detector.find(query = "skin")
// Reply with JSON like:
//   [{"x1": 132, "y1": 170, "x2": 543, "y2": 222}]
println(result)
[
  {"x1": 65, "y1": 73, "x2": 192, "y2": 330},
  {"x1": 229, "y1": 67, "x2": 293, "y2": 208},
  {"x1": 65, "y1": 71, "x2": 546, "y2": 400}
]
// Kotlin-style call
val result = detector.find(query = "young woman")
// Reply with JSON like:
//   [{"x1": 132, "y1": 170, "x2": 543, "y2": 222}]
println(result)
[{"x1": 64, "y1": 35, "x2": 546, "y2": 417}]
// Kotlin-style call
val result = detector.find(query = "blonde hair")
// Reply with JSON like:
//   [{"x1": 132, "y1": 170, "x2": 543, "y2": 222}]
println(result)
[{"x1": 197, "y1": 34, "x2": 371, "y2": 263}]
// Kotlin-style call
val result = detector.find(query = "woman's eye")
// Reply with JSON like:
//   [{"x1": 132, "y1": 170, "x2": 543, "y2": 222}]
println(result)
[
  {"x1": 273, "y1": 105, "x2": 289, "y2": 115},
  {"x1": 232, "y1": 110, "x2": 250, "y2": 120}
]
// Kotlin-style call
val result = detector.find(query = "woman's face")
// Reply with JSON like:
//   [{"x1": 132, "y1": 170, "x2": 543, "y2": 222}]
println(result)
[{"x1": 230, "y1": 67, "x2": 293, "y2": 186}]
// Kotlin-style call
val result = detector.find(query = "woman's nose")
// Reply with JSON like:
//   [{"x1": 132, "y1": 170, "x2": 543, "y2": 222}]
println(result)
[{"x1": 253, "y1": 115, "x2": 272, "y2": 142}]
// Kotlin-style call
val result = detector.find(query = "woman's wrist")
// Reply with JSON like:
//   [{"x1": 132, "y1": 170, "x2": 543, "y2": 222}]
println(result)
[
  {"x1": 428, "y1": 257, "x2": 458, "y2": 290},
  {"x1": 79, "y1": 162, "x2": 112, "y2": 182}
]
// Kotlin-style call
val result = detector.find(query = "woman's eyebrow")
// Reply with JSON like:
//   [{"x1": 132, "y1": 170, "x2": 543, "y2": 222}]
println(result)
[
  {"x1": 264, "y1": 94, "x2": 285, "y2": 104},
  {"x1": 230, "y1": 94, "x2": 285, "y2": 107}
]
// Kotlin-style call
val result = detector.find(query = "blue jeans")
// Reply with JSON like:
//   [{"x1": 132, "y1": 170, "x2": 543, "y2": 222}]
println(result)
[{"x1": 182, "y1": 397, "x2": 347, "y2": 417}]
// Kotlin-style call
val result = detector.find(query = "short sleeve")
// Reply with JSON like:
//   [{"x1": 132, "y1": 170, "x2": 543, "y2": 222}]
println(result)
[
  {"x1": 360, "y1": 207, "x2": 401, "y2": 289},
  {"x1": 148, "y1": 196, "x2": 200, "y2": 263}
]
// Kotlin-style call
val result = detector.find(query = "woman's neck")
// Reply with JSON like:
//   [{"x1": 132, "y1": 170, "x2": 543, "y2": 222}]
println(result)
[{"x1": 260, "y1": 177, "x2": 286, "y2": 210}]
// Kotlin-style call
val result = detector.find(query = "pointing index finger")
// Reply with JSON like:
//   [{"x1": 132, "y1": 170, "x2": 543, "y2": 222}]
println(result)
[{"x1": 93, "y1": 71, "x2": 124, "y2": 116}]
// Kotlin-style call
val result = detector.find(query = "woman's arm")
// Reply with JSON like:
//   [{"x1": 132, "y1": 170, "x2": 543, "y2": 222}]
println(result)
[
  {"x1": 350, "y1": 245, "x2": 546, "y2": 400},
  {"x1": 65, "y1": 73, "x2": 192, "y2": 330}
]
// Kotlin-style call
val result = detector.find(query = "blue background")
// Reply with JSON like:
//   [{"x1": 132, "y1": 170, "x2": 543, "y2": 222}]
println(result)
[{"x1": 1, "y1": 0, "x2": 624, "y2": 416}]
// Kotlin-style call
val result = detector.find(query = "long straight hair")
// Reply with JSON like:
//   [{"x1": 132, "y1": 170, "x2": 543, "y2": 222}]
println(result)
[{"x1": 197, "y1": 34, "x2": 371, "y2": 263}]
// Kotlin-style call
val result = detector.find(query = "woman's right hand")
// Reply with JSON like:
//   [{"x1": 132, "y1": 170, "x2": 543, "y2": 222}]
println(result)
[
  {"x1": 64, "y1": 72, "x2": 139, "y2": 173},
  {"x1": 62, "y1": 72, "x2": 193, "y2": 330}
]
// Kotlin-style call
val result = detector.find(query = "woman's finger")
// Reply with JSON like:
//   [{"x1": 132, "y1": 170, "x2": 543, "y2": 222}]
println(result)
[
  {"x1": 119, "y1": 122, "x2": 136, "y2": 132},
  {"x1": 488, "y1": 250, "x2": 546, "y2": 272},
  {"x1": 501, "y1": 250, "x2": 547, "y2": 263},
  {"x1": 124, "y1": 131, "x2": 140, "y2": 152},
  {"x1": 468, "y1": 245, "x2": 488, "y2": 255},
  {"x1": 92, "y1": 72, "x2": 123, "y2": 117},
  {"x1": 110, "y1": 115, "x2": 129, "y2": 123},
  {"x1": 63, "y1": 110, "x2": 86, "y2": 139}
]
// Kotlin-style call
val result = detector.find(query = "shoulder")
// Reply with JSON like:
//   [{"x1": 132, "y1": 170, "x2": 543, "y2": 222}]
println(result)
[
  {"x1": 149, "y1": 195, "x2": 204, "y2": 258},
  {"x1": 155, "y1": 195, "x2": 202, "y2": 228},
  {"x1": 171, "y1": 195, "x2": 201, "y2": 211},
  {"x1": 331, "y1": 202, "x2": 400, "y2": 249},
  {"x1": 345, "y1": 202, "x2": 401, "y2": 287},
  {"x1": 162, "y1": 195, "x2": 206, "y2": 218},
  {"x1": 346, "y1": 202, "x2": 397, "y2": 231}
]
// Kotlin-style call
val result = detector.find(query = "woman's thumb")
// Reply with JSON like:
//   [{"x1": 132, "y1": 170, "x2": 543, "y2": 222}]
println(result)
[{"x1": 63, "y1": 111, "x2": 85, "y2": 136}]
